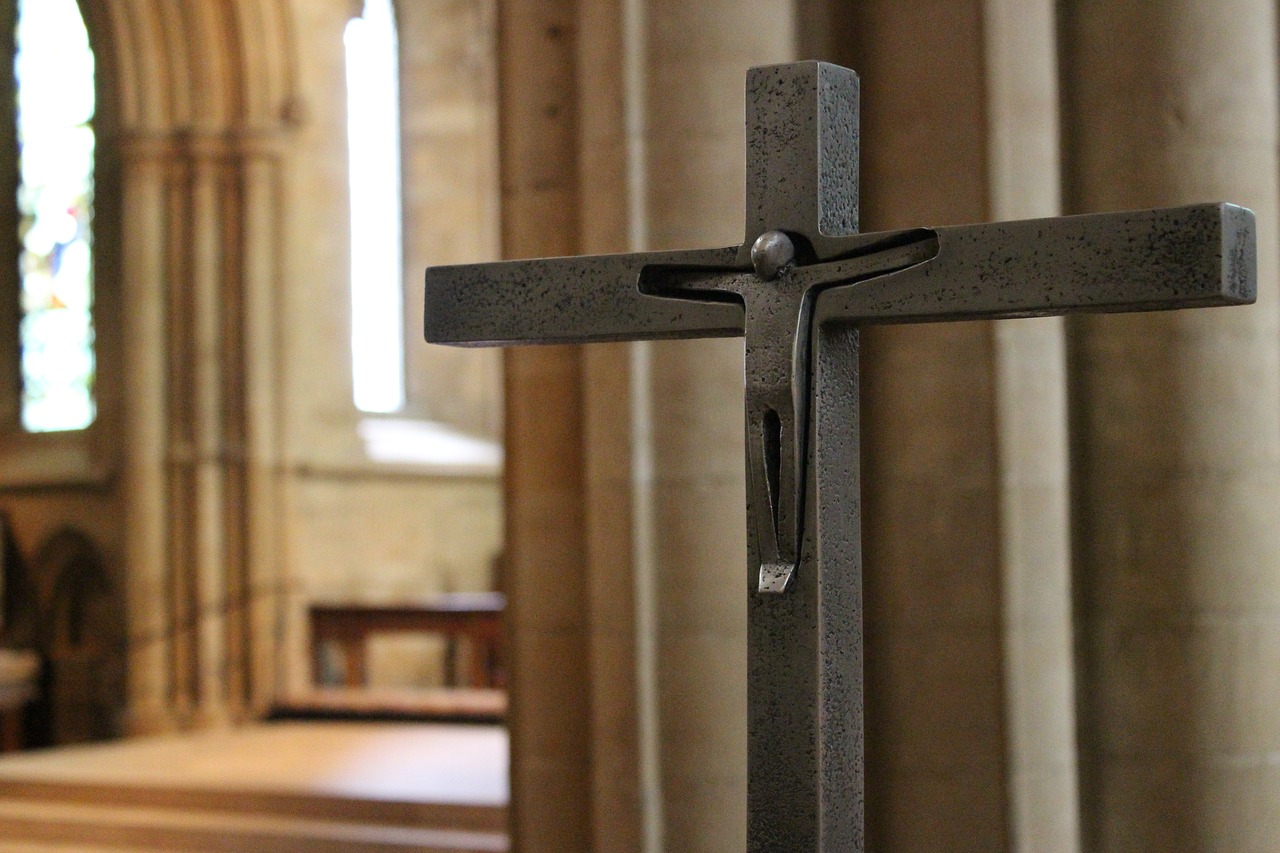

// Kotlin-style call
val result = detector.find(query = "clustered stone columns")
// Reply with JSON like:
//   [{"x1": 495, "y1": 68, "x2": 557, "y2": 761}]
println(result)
[
  {"x1": 91, "y1": 0, "x2": 295, "y2": 734},
  {"x1": 1062, "y1": 1, "x2": 1280, "y2": 849},
  {"x1": 830, "y1": 0, "x2": 1280, "y2": 848}
]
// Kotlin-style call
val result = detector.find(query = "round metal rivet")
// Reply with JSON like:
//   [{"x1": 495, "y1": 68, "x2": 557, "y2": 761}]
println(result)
[{"x1": 751, "y1": 230, "x2": 795, "y2": 281}]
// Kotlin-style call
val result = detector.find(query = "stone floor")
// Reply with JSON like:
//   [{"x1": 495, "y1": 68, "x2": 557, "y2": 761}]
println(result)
[{"x1": 0, "y1": 721, "x2": 509, "y2": 852}]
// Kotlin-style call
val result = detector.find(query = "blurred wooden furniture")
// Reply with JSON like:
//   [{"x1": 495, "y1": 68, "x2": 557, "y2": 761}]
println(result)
[
  {"x1": 310, "y1": 593, "x2": 504, "y2": 690},
  {"x1": 0, "y1": 680, "x2": 35, "y2": 753},
  {"x1": 270, "y1": 686, "x2": 507, "y2": 725}
]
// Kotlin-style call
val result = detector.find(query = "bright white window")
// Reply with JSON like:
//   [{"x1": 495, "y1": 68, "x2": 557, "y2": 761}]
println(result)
[
  {"x1": 16, "y1": 0, "x2": 96, "y2": 433},
  {"x1": 345, "y1": 0, "x2": 404, "y2": 413}
]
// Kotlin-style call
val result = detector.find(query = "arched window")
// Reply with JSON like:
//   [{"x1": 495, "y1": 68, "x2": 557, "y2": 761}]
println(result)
[
  {"x1": 342, "y1": 0, "x2": 503, "y2": 469},
  {"x1": 345, "y1": 0, "x2": 403, "y2": 414},
  {"x1": 15, "y1": 0, "x2": 96, "y2": 433}
]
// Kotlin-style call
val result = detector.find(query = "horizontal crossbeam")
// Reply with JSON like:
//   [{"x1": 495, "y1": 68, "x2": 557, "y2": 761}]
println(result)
[
  {"x1": 424, "y1": 247, "x2": 744, "y2": 346},
  {"x1": 812, "y1": 202, "x2": 1255, "y2": 325},
  {"x1": 426, "y1": 203, "x2": 1252, "y2": 351}
]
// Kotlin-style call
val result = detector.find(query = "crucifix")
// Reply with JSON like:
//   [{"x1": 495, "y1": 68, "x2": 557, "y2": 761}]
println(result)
[{"x1": 423, "y1": 62, "x2": 1256, "y2": 851}]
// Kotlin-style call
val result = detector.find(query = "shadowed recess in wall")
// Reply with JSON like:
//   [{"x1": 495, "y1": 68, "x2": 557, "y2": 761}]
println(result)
[{"x1": 22, "y1": 527, "x2": 123, "y2": 747}]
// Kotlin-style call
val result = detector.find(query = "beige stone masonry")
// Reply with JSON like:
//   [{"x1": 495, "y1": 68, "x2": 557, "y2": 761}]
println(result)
[
  {"x1": 836, "y1": 3, "x2": 1009, "y2": 848},
  {"x1": 1061, "y1": 1, "x2": 1280, "y2": 850},
  {"x1": 984, "y1": 0, "x2": 1081, "y2": 849}
]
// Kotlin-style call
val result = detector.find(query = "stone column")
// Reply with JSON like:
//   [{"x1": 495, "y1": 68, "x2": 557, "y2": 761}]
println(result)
[
  {"x1": 240, "y1": 136, "x2": 288, "y2": 720},
  {"x1": 186, "y1": 133, "x2": 235, "y2": 729},
  {"x1": 505, "y1": 2, "x2": 795, "y2": 849},
  {"x1": 164, "y1": 143, "x2": 199, "y2": 726},
  {"x1": 636, "y1": 4, "x2": 795, "y2": 850},
  {"x1": 574, "y1": 3, "x2": 647, "y2": 849},
  {"x1": 984, "y1": 1, "x2": 1081, "y2": 849},
  {"x1": 119, "y1": 137, "x2": 178, "y2": 736},
  {"x1": 97, "y1": 0, "x2": 296, "y2": 733},
  {"x1": 130, "y1": 129, "x2": 275, "y2": 731},
  {"x1": 831, "y1": 0, "x2": 1079, "y2": 848},
  {"x1": 496, "y1": 1, "x2": 593, "y2": 850},
  {"x1": 543, "y1": 2, "x2": 798, "y2": 850},
  {"x1": 836, "y1": 5, "x2": 1008, "y2": 848},
  {"x1": 1060, "y1": 2, "x2": 1280, "y2": 850}
]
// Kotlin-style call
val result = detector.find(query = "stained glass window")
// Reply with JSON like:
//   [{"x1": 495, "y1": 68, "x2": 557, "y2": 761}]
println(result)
[
  {"x1": 346, "y1": 0, "x2": 404, "y2": 414},
  {"x1": 15, "y1": 0, "x2": 95, "y2": 433}
]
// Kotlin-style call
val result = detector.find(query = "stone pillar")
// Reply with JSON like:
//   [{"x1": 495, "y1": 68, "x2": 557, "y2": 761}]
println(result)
[
  {"x1": 837, "y1": 4, "x2": 1009, "y2": 848},
  {"x1": 503, "y1": 2, "x2": 794, "y2": 848},
  {"x1": 240, "y1": 136, "x2": 288, "y2": 720},
  {"x1": 164, "y1": 143, "x2": 199, "y2": 726},
  {"x1": 635, "y1": 4, "x2": 795, "y2": 850},
  {"x1": 984, "y1": 1, "x2": 1081, "y2": 849},
  {"x1": 831, "y1": 0, "x2": 1079, "y2": 848},
  {"x1": 130, "y1": 130, "x2": 275, "y2": 731},
  {"x1": 97, "y1": 0, "x2": 295, "y2": 734},
  {"x1": 574, "y1": 4, "x2": 647, "y2": 849},
  {"x1": 496, "y1": 1, "x2": 593, "y2": 850},
  {"x1": 1060, "y1": 2, "x2": 1280, "y2": 850},
  {"x1": 119, "y1": 137, "x2": 178, "y2": 736},
  {"x1": 187, "y1": 133, "x2": 236, "y2": 729}
]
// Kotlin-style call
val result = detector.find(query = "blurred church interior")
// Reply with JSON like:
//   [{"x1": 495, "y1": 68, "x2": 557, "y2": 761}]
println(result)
[{"x1": 0, "y1": 0, "x2": 1273, "y2": 851}]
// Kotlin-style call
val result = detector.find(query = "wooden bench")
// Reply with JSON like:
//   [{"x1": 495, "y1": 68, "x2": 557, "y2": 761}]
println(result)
[{"x1": 310, "y1": 593, "x2": 504, "y2": 690}]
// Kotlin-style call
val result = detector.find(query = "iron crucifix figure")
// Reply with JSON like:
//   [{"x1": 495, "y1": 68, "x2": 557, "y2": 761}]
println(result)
[{"x1": 423, "y1": 62, "x2": 1256, "y2": 852}]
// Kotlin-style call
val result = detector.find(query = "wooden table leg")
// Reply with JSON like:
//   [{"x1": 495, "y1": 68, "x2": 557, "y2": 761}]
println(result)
[
  {"x1": 313, "y1": 641, "x2": 326, "y2": 687},
  {"x1": 444, "y1": 637, "x2": 458, "y2": 687},
  {"x1": 341, "y1": 640, "x2": 367, "y2": 688},
  {"x1": 467, "y1": 631, "x2": 497, "y2": 688},
  {"x1": 0, "y1": 709, "x2": 22, "y2": 752}
]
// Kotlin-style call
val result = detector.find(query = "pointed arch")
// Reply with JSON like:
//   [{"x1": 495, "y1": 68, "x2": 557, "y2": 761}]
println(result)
[{"x1": 87, "y1": 0, "x2": 296, "y2": 136}]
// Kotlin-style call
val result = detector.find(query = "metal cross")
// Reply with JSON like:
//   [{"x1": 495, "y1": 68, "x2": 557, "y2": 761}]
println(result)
[{"x1": 423, "y1": 61, "x2": 1256, "y2": 852}]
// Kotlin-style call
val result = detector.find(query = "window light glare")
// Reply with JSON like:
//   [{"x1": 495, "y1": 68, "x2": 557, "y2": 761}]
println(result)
[
  {"x1": 16, "y1": 0, "x2": 96, "y2": 433},
  {"x1": 346, "y1": 0, "x2": 405, "y2": 414}
]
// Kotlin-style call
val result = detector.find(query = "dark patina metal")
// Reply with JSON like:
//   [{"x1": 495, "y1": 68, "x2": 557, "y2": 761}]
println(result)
[{"x1": 424, "y1": 61, "x2": 1256, "y2": 852}]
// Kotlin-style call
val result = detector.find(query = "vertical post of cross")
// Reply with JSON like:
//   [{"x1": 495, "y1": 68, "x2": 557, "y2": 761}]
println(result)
[
  {"x1": 743, "y1": 62, "x2": 863, "y2": 852},
  {"x1": 744, "y1": 62, "x2": 859, "y2": 244}
]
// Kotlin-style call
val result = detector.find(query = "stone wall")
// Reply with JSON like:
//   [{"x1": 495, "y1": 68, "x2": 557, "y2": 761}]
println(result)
[
  {"x1": 0, "y1": 0, "x2": 506, "y2": 733},
  {"x1": 279, "y1": 0, "x2": 505, "y2": 697}
]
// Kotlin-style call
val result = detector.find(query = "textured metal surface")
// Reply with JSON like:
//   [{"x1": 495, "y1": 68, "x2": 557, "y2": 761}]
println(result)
[
  {"x1": 424, "y1": 246, "x2": 744, "y2": 345},
  {"x1": 812, "y1": 202, "x2": 1255, "y2": 326},
  {"x1": 422, "y1": 60, "x2": 1258, "y2": 853},
  {"x1": 744, "y1": 62, "x2": 859, "y2": 247}
]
